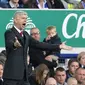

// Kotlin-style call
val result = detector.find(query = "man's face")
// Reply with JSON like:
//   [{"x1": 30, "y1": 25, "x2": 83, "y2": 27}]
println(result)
[
  {"x1": 69, "y1": 62, "x2": 79, "y2": 74},
  {"x1": 31, "y1": 28, "x2": 40, "y2": 41},
  {"x1": 14, "y1": 14, "x2": 27, "y2": 30},
  {"x1": 0, "y1": 64, "x2": 3, "y2": 78},
  {"x1": 55, "y1": 71, "x2": 66, "y2": 84},
  {"x1": 75, "y1": 68, "x2": 85, "y2": 83}
]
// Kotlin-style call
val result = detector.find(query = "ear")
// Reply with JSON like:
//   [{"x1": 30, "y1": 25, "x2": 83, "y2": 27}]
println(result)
[
  {"x1": 14, "y1": 18, "x2": 17, "y2": 23},
  {"x1": 14, "y1": 16, "x2": 19, "y2": 23}
]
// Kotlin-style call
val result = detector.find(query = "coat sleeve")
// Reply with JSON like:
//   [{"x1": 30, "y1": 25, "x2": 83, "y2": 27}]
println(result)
[
  {"x1": 29, "y1": 35, "x2": 60, "y2": 51},
  {"x1": 4, "y1": 30, "x2": 15, "y2": 50}
]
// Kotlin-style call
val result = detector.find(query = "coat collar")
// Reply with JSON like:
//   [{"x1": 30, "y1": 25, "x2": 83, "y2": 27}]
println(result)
[{"x1": 11, "y1": 26, "x2": 24, "y2": 46}]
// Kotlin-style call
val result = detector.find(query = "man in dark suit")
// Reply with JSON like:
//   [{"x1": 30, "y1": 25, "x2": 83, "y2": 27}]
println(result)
[
  {"x1": 3, "y1": 11, "x2": 72, "y2": 85},
  {"x1": 29, "y1": 28, "x2": 58, "y2": 77}
]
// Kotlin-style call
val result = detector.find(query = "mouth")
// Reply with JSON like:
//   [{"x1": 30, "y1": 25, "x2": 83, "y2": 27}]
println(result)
[{"x1": 23, "y1": 23, "x2": 26, "y2": 26}]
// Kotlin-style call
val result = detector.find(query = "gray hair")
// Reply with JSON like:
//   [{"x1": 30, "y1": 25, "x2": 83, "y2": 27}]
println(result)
[{"x1": 13, "y1": 10, "x2": 28, "y2": 19}]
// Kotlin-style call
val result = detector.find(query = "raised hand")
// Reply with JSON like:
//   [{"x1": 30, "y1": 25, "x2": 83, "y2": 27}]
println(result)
[
  {"x1": 60, "y1": 42, "x2": 73, "y2": 50},
  {"x1": 45, "y1": 56, "x2": 52, "y2": 62},
  {"x1": 14, "y1": 37, "x2": 21, "y2": 48}
]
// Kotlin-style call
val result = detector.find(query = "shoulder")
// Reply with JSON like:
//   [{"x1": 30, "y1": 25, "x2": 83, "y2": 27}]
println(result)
[
  {"x1": 5, "y1": 28, "x2": 12, "y2": 33},
  {"x1": 23, "y1": 31, "x2": 30, "y2": 36},
  {"x1": 4, "y1": 28, "x2": 14, "y2": 37}
]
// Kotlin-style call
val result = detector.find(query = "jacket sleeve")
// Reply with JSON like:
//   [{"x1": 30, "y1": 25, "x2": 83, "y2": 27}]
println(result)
[
  {"x1": 4, "y1": 30, "x2": 15, "y2": 50},
  {"x1": 29, "y1": 35, "x2": 60, "y2": 51}
]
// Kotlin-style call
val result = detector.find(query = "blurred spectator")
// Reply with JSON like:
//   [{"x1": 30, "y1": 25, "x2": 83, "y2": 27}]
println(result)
[
  {"x1": 23, "y1": 0, "x2": 52, "y2": 9},
  {"x1": 66, "y1": 59, "x2": 79, "y2": 81},
  {"x1": 61, "y1": 0, "x2": 68, "y2": 8},
  {"x1": 0, "y1": 54, "x2": 6, "y2": 65},
  {"x1": 49, "y1": 0, "x2": 65, "y2": 8},
  {"x1": 75, "y1": 67, "x2": 85, "y2": 85},
  {"x1": 77, "y1": 51, "x2": 85, "y2": 68},
  {"x1": 0, "y1": 1, "x2": 8, "y2": 8},
  {"x1": 29, "y1": 27, "x2": 57, "y2": 77},
  {"x1": 1, "y1": 50, "x2": 6, "y2": 58},
  {"x1": 75, "y1": 0, "x2": 85, "y2": 9},
  {"x1": 21, "y1": 0, "x2": 28, "y2": 5},
  {"x1": 54, "y1": 67, "x2": 67, "y2": 85},
  {"x1": 7, "y1": 0, "x2": 23, "y2": 8},
  {"x1": 27, "y1": 55, "x2": 33, "y2": 78},
  {"x1": 63, "y1": 0, "x2": 79, "y2": 9},
  {"x1": 45, "y1": 77, "x2": 57, "y2": 85},
  {"x1": 29, "y1": 64, "x2": 49, "y2": 85},
  {"x1": 0, "y1": 61, "x2": 4, "y2": 85},
  {"x1": 67, "y1": 77, "x2": 78, "y2": 85},
  {"x1": 43, "y1": 26, "x2": 62, "y2": 58},
  {"x1": 0, "y1": 0, "x2": 8, "y2": 3}
]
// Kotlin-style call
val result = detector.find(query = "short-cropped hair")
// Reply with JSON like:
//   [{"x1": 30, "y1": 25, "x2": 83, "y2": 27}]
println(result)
[{"x1": 55, "y1": 67, "x2": 65, "y2": 72}]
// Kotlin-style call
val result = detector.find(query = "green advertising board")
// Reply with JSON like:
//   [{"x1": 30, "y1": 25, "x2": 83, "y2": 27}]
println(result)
[{"x1": 0, "y1": 9, "x2": 85, "y2": 53}]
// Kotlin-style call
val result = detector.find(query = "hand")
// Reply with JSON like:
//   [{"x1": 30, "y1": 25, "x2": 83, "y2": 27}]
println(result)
[
  {"x1": 45, "y1": 56, "x2": 52, "y2": 62},
  {"x1": 46, "y1": 35, "x2": 51, "y2": 41},
  {"x1": 14, "y1": 37, "x2": 21, "y2": 48},
  {"x1": 46, "y1": 55, "x2": 59, "y2": 61},
  {"x1": 60, "y1": 42, "x2": 73, "y2": 50}
]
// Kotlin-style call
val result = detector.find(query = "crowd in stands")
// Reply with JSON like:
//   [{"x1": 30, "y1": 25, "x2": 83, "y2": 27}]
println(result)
[
  {"x1": 0, "y1": 10, "x2": 85, "y2": 85},
  {"x1": 0, "y1": 0, "x2": 85, "y2": 9},
  {"x1": 0, "y1": 26, "x2": 85, "y2": 85},
  {"x1": 0, "y1": 49, "x2": 85, "y2": 85}
]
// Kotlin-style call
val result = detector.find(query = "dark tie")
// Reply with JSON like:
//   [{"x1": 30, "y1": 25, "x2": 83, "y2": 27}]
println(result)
[{"x1": 20, "y1": 31, "x2": 23, "y2": 37}]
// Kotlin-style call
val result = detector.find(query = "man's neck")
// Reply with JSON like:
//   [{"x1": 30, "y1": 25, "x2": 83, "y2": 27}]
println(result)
[{"x1": 14, "y1": 25, "x2": 23, "y2": 33}]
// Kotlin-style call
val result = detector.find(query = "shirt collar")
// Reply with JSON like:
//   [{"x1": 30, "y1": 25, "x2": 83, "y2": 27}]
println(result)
[{"x1": 14, "y1": 25, "x2": 23, "y2": 33}]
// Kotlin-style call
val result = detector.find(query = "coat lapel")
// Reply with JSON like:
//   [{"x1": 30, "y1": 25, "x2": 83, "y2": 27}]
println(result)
[
  {"x1": 11, "y1": 27, "x2": 24, "y2": 46},
  {"x1": 23, "y1": 31, "x2": 29, "y2": 48}
]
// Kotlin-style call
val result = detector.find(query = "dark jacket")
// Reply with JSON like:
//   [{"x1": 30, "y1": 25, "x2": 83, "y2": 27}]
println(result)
[
  {"x1": 43, "y1": 34, "x2": 62, "y2": 57},
  {"x1": 29, "y1": 48, "x2": 57, "y2": 68},
  {"x1": 49, "y1": 0, "x2": 65, "y2": 8},
  {"x1": 0, "y1": 79, "x2": 3, "y2": 85},
  {"x1": 29, "y1": 45, "x2": 57, "y2": 77},
  {"x1": 3, "y1": 27, "x2": 59, "y2": 80}
]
